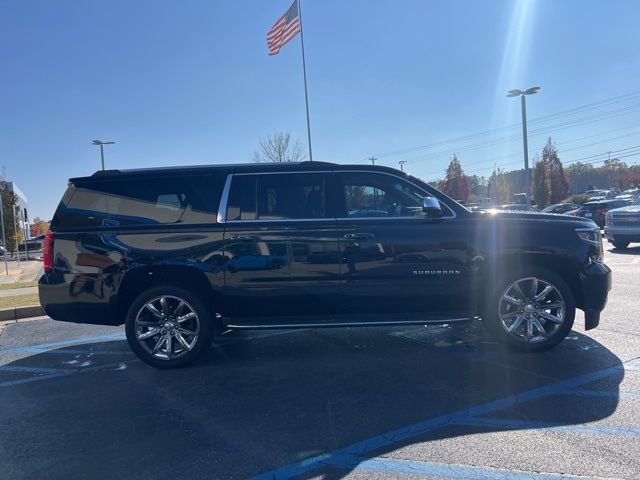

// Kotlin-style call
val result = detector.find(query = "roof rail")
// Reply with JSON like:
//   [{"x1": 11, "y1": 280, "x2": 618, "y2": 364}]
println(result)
[
  {"x1": 91, "y1": 169, "x2": 122, "y2": 177},
  {"x1": 298, "y1": 160, "x2": 335, "y2": 165}
]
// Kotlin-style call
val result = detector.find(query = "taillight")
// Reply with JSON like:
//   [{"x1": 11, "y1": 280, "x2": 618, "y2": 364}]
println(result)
[{"x1": 43, "y1": 231, "x2": 54, "y2": 273}]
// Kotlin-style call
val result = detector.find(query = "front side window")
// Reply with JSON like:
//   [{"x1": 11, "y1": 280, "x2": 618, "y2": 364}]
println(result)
[
  {"x1": 226, "y1": 173, "x2": 327, "y2": 221},
  {"x1": 340, "y1": 172, "x2": 433, "y2": 218}
]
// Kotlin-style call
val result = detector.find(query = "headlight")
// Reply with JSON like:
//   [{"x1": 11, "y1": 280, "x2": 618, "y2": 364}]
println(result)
[{"x1": 576, "y1": 227, "x2": 604, "y2": 262}]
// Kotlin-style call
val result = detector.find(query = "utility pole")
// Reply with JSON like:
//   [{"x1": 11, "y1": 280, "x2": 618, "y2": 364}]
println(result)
[
  {"x1": 369, "y1": 156, "x2": 377, "y2": 166},
  {"x1": 399, "y1": 160, "x2": 407, "y2": 172}
]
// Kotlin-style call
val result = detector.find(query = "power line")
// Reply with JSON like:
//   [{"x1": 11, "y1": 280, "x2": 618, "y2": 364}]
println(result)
[
  {"x1": 368, "y1": 90, "x2": 640, "y2": 160},
  {"x1": 453, "y1": 145, "x2": 640, "y2": 178},
  {"x1": 385, "y1": 103, "x2": 640, "y2": 167},
  {"x1": 420, "y1": 129, "x2": 640, "y2": 177}
]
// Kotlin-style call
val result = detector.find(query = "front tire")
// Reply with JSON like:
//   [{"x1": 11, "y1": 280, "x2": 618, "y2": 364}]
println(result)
[
  {"x1": 125, "y1": 285, "x2": 214, "y2": 368},
  {"x1": 482, "y1": 267, "x2": 575, "y2": 352}
]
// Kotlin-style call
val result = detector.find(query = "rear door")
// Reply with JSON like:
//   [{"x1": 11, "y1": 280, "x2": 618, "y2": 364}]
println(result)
[
  {"x1": 221, "y1": 171, "x2": 341, "y2": 321},
  {"x1": 334, "y1": 171, "x2": 474, "y2": 318}
]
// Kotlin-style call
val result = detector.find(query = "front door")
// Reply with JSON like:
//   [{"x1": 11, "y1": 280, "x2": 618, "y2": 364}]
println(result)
[
  {"x1": 335, "y1": 171, "x2": 474, "y2": 318},
  {"x1": 222, "y1": 172, "x2": 341, "y2": 320}
]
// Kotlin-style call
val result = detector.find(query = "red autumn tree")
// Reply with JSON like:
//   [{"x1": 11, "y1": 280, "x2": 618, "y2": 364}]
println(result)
[{"x1": 441, "y1": 154, "x2": 469, "y2": 202}]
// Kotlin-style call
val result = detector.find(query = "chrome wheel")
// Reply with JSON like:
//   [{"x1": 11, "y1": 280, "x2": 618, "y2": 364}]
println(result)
[
  {"x1": 134, "y1": 295, "x2": 200, "y2": 360},
  {"x1": 498, "y1": 277, "x2": 565, "y2": 344}
]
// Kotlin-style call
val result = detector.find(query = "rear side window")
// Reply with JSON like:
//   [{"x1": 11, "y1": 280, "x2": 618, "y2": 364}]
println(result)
[
  {"x1": 53, "y1": 174, "x2": 224, "y2": 229},
  {"x1": 226, "y1": 173, "x2": 327, "y2": 221}
]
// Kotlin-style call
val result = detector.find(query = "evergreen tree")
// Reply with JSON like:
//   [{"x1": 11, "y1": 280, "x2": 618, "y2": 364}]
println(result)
[
  {"x1": 441, "y1": 155, "x2": 470, "y2": 202},
  {"x1": 532, "y1": 160, "x2": 552, "y2": 208},
  {"x1": 540, "y1": 138, "x2": 569, "y2": 203}
]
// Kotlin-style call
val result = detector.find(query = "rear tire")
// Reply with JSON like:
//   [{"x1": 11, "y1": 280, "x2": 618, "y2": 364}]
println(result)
[
  {"x1": 612, "y1": 241, "x2": 629, "y2": 249},
  {"x1": 125, "y1": 285, "x2": 214, "y2": 369},
  {"x1": 482, "y1": 267, "x2": 575, "y2": 352}
]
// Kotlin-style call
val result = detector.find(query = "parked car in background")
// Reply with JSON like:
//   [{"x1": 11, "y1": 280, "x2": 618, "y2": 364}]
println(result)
[
  {"x1": 615, "y1": 188, "x2": 640, "y2": 201},
  {"x1": 494, "y1": 204, "x2": 540, "y2": 212},
  {"x1": 584, "y1": 189, "x2": 607, "y2": 197},
  {"x1": 18, "y1": 234, "x2": 45, "y2": 251},
  {"x1": 573, "y1": 199, "x2": 632, "y2": 228},
  {"x1": 39, "y1": 162, "x2": 611, "y2": 368},
  {"x1": 604, "y1": 197, "x2": 640, "y2": 249},
  {"x1": 543, "y1": 203, "x2": 579, "y2": 214}
]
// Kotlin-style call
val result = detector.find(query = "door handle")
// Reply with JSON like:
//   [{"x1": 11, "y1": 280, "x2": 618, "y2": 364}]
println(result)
[
  {"x1": 229, "y1": 234, "x2": 259, "y2": 240},
  {"x1": 344, "y1": 233, "x2": 375, "y2": 240}
]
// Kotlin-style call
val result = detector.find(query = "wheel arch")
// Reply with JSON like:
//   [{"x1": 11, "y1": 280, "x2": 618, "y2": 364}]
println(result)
[
  {"x1": 115, "y1": 265, "x2": 222, "y2": 327},
  {"x1": 478, "y1": 253, "x2": 583, "y2": 309}
]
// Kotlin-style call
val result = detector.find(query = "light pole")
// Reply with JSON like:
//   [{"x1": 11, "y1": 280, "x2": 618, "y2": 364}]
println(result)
[
  {"x1": 369, "y1": 156, "x2": 377, "y2": 166},
  {"x1": 12, "y1": 205, "x2": 20, "y2": 267},
  {"x1": 92, "y1": 139, "x2": 115, "y2": 171},
  {"x1": 0, "y1": 195, "x2": 8, "y2": 275},
  {"x1": 507, "y1": 86, "x2": 540, "y2": 208},
  {"x1": 399, "y1": 160, "x2": 407, "y2": 172}
]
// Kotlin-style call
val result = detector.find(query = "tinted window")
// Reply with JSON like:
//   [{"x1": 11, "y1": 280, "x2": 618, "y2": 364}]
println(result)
[
  {"x1": 339, "y1": 172, "x2": 436, "y2": 218},
  {"x1": 55, "y1": 175, "x2": 222, "y2": 229},
  {"x1": 258, "y1": 174, "x2": 326, "y2": 219},
  {"x1": 227, "y1": 173, "x2": 327, "y2": 220},
  {"x1": 227, "y1": 175, "x2": 257, "y2": 221}
]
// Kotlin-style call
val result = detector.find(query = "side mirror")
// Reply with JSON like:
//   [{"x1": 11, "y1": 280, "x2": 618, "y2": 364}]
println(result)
[{"x1": 422, "y1": 196, "x2": 443, "y2": 217}]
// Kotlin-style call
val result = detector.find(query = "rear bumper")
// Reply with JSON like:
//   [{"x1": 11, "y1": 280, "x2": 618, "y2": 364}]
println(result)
[
  {"x1": 578, "y1": 261, "x2": 612, "y2": 330},
  {"x1": 38, "y1": 272, "x2": 120, "y2": 326}
]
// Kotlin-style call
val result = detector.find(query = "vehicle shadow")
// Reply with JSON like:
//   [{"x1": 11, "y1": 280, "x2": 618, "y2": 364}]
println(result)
[
  {"x1": 608, "y1": 245, "x2": 640, "y2": 254},
  {"x1": 0, "y1": 322, "x2": 624, "y2": 480}
]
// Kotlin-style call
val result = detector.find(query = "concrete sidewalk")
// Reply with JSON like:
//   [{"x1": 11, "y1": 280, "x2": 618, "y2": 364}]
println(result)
[{"x1": 0, "y1": 260, "x2": 43, "y2": 285}]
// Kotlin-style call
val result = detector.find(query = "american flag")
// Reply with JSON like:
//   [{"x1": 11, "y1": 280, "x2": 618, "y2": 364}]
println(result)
[{"x1": 267, "y1": 0, "x2": 301, "y2": 56}]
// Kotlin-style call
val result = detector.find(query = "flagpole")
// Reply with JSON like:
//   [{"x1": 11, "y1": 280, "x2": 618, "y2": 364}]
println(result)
[{"x1": 297, "y1": 0, "x2": 313, "y2": 162}]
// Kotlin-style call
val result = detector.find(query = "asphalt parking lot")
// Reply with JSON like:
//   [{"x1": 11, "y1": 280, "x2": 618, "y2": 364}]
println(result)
[{"x1": 1, "y1": 246, "x2": 640, "y2": 480}]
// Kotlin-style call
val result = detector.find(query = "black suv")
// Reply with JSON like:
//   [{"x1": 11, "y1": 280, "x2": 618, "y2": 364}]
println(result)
[{"x1": 39, "y1": 162, "x2": 611, "y2": 368}]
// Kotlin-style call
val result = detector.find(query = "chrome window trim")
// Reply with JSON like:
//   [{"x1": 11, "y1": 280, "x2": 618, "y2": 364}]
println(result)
[
  {"x1": 216, "y1": 174, "x2": 234, "y2": 223},
  {"x1": 216, "y1": 169, "x2": 457, "y2": 223}
]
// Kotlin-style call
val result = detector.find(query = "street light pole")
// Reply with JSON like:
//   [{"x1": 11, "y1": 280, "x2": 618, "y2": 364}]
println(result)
[
  {"x1": 12, "y1": 205, "x2": 19, "y2": 267},
  {"x1": 507, "y1": 87, "x2": 540, "y2": 209},
  {"x1": 0, "y1": 195, "x2": 8, "y2": 275},
  {"x1": 369, "y1": 156, "x2": 377, "y2": 166},
  {"x1": 520, "y1": 94, "x2": 531, "y2": 209},
  {"x1": 399, "y1": 160, "x2": 407, "y2": 172},
  {"x1": 92, "y1": 140, "x2": 115, "y2": 171}
]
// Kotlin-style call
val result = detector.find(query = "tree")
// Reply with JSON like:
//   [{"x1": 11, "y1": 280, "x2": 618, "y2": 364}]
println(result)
[
  {"x1": 250, "y1": 132, "x2": 306, "y2": 163},
  {"x1": 532, "y1": 160, "x2": 552, "y2": 208},
  {"x1": 31, "y1": 217, "x2": 50, "y2": 236},
  {"x1": 440, "y1": 155, "x2": 469, "y2": 202},
  {"x1": 488, "y1": 168, "x2": 511, "y2": 204},
  {"x1": 0, "y1": 180, "x2": 23, "y2": 257},
  {"x1": 539, "y1": 138, "x2": 569, "y2": 203}
]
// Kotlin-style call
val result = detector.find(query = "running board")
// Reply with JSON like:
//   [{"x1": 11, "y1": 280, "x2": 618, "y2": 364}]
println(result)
[{"x1": 224, "y1": 315, "x2": 476, "y2": 330}]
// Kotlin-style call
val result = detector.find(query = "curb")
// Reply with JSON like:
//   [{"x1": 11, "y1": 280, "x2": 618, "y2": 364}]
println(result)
[{"x1": 0, "y1": 305, "x2": 45, "y2": 323}]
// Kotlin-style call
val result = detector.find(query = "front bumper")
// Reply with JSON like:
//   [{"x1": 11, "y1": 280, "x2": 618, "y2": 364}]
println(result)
[
  {"x1": 604, "y1": 225, "x2": 640, "y2": 243},
  {"x1": 578, "y1": 261, "x2": 612, "y2": 330}
]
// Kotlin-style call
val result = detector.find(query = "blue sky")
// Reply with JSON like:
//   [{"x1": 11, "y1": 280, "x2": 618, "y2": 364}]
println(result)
[{"x1": 2, "y1": 0, "x2": 639, "y2": 220}]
